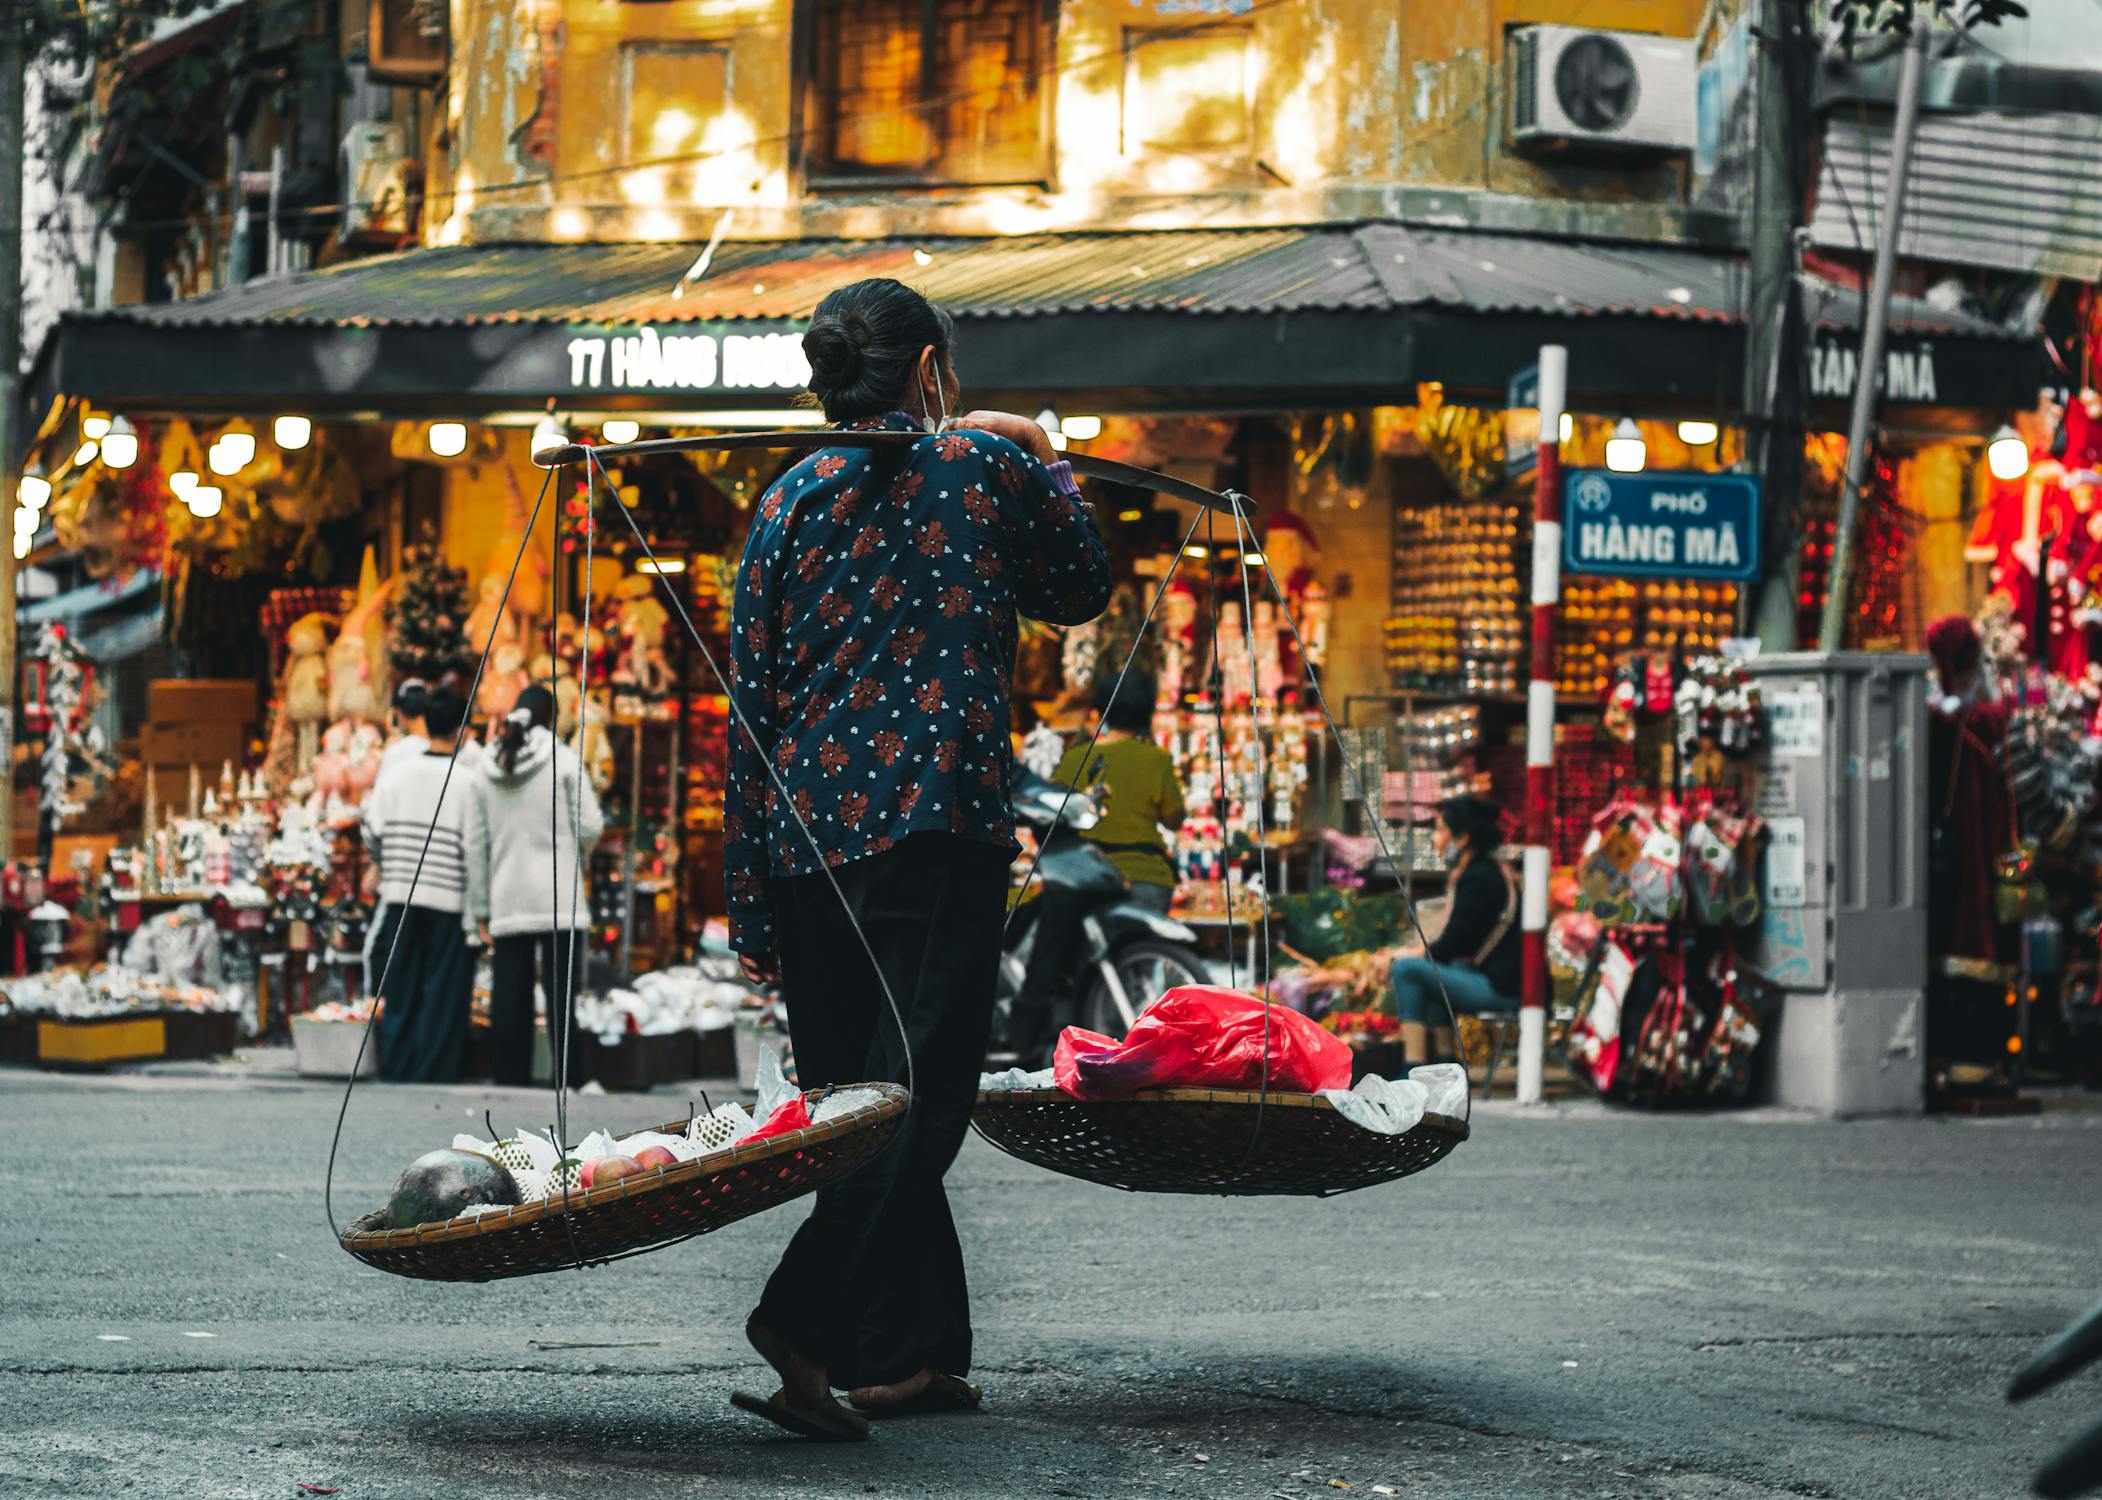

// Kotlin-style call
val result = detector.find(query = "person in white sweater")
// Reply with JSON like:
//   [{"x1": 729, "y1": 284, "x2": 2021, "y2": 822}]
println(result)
[
  {"x1": 360, "y1": 685, "x2": 477, "y2": 1083},
  {"x1": 364, "y1": 676, "x2": 480, "y2": 994},
  {"x1": 464, "y1": 684, "x2": 605, "y2": 1088}
]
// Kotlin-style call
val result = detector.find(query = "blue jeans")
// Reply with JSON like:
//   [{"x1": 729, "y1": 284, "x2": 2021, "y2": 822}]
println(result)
[{"x1": 1389, "y1": 956, "x2": 1510, "y2": 1027}]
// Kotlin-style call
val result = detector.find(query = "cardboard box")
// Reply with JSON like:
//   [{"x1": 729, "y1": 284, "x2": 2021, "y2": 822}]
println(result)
[
  {"x1": 143, "y1": 720, "x2": 248, "y2": 768},
  {"x1": 149, "y1": 679, "x2": 258, "y2": 726}
]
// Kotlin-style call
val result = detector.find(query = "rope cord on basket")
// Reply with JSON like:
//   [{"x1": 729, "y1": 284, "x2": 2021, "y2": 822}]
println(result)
[
  {"x1": 324, "y1": 465, "x2": 557, "y2": 1240},
  {"x1": 1227, "y1": 497, "x2": 1275, "y2": 1162},
  {"x1": 1003, "y1": 502, "x2": 1209, "y2": 932},
  {"x1": 1203, "y1": 505, "x2": 1236, "y2": 989},
  {"x1": 1248, "y1": 549, "x2": 1470, "y2": 1122},
  {"x1": 586, "y1": 448, "x2": 917, "y2": 1103}
]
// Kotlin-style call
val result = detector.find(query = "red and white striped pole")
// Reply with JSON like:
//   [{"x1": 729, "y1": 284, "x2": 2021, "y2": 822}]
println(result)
[{"x1": 1518, "y1": 345, "x2": 1566, "y2": 1107}]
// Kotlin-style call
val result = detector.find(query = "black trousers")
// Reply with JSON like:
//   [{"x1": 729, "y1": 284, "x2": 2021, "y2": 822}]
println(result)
[
  {"x1": 488, "y1": 928, "x2": 586, "y2": 1088},
  {"x1": 753, "y1": 832, "x2": 1012, "y2": 1390},
  {"x1": 374, "y1": 904, "x2": 473, "y2": 1084}
]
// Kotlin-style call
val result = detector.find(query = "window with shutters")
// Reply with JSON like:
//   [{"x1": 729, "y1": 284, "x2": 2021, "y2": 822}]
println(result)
[{"x1": 803, "y1": 0, "x2": 1049, "y2": 186}]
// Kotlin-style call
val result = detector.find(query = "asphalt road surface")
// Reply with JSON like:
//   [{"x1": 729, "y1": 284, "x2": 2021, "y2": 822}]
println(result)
[{"x1": 2, "y1": 1062, "x2": 2097, "y2": 1500}]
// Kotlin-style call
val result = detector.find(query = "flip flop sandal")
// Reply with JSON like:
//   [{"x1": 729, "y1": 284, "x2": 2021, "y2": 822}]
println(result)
[
  {"x1": 849, "y1": 1372, "x2": 984, "y2": 1420},
  {"x1": 731, "y1": 1388, "x2": 871, "y2": 1442}
]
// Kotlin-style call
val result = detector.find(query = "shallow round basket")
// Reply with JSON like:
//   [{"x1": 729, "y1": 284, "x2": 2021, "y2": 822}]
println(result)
[
  {"x1": 341, "y1": 1083, "x2": 908, "y2": 1282},
  {"x1": 971, "y1": 1087, "x2": 1467, "y2": 1197}
]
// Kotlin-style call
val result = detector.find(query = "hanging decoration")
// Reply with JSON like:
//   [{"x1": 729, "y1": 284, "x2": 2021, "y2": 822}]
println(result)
[{"x1": 29, "y1": 624, "x2": 114, "y2": 833}]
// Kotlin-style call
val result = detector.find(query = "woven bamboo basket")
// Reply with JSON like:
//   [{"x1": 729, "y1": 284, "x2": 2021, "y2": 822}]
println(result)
[
  {"x1": 341, "y1": 1083, "x2": 908, "y2": 1282},
  {"x1": 972, "y1": 1086, "x2": 1466, "y2": 1197}
]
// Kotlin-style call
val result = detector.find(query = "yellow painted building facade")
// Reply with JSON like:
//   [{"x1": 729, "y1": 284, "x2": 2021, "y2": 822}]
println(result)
[{"x1": 433, "y1": 0, "x2": 1707, "y2": 248}]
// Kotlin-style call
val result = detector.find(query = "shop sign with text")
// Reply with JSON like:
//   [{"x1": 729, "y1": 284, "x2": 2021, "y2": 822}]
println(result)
[
  {"x1": 1807, "y1": 332, "x2": 1940, "y2": 404},
  {"x1": 1562, "y1": 469, "x2": 1761, "y2": 581},
  {"x1": 560, "y1": 323, "x2": 810, "y2": 394}
]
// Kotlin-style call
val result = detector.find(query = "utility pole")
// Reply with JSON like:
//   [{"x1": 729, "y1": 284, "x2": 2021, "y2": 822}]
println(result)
[
  {"x1": 1819, "y1": 23, "x2": 1931, "y2": 652},
  {"x1": 0, "y1": 5, "x2": 26, "y2": 862},
  {"x1": 1746, "y1": 0, "x2": 1813, "y2": 649}
]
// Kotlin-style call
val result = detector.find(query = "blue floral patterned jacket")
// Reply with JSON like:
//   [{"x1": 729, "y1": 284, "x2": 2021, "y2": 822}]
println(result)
[{"x1": 723, "y1": 411, "x2": 1111, "y2": 956}]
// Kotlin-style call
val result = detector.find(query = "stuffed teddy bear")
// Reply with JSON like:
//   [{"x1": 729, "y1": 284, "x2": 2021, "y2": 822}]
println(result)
[
  {"x1": 281, "y1": 613, "x2": 334, "y2": 766},
  {"x1": 476, "y1": 640, "x2": 530, "y2": 728},
  {"x1": 612, "y1": 576, "x2": 673, "y2": 697},
  {"x1": 572, "y1": 692, "x2": 615, "y2": 795},
  {"x1": 532, "y1": 648, "x2": 581, "y2": 740}
]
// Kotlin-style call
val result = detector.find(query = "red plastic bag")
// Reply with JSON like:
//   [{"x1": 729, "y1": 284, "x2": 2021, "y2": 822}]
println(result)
[
  {"x1": 1053, "y1": 985, "x2": 1353, "y2": 1100},
  {"x1": 741, "y1": 1094, "x2": 812, "y2": 1145}
]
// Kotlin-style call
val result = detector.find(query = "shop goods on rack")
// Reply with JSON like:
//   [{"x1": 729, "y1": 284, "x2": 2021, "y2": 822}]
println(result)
[{"x1": 1386, "y1": 498, "x2": 1523, "y2": 695}]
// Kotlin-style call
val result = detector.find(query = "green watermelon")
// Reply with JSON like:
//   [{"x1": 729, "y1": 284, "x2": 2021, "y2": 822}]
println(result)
[{"x1": 386, "y1": 1149, "x2": 522, "y2": 1228}]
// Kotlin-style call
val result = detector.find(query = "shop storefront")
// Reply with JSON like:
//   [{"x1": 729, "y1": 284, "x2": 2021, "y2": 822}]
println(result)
[{"x1": 6, "y1": 222, "x2": 2051, "y2": 1088}]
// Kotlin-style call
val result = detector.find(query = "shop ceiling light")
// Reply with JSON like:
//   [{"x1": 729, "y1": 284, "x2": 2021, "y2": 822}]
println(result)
[
  {"x1": 1676, "y1": 419, "x2": 1720, "y2": 446},
  {"x1": 11, "y1": 533, "x2": 28, "y2": 560},
  {"x1": 1988, "y1": 425, "x2": 2029, "y2": 481},
  {"x1": 216, "y1": 426, "x2": 257, "y2": 469},
  {"x1": 73, "y1": 440, "x2": 98, "y2": 467},
  {"x1": 1559, "y1": 412, "x2": 1574, "y2": 443},
  {"x1": 636, "y1": 557, "x2": 687, "y2": 575},
  {"x1": 187, "y1": 486, "x2": 224, "y2": 519},
  {"x1": 428, "y1": 422, "x2": 469, "y2": 458},
  {"x1": 100, "y1": 416, "x2": 139, "y2": 470},
  {"x1": 208, "y1": 439, "x2": 244, "y2": 476},
  {"x1": 601, "y1": 418, "x2": 642, "y2": 445},
  {"x1": 1183, "y1": 544, "x2": 1210, "y2": 559},
  {"x1": 1242, "y1": 551, "x2": 1266, "y2": 567},
  {"x1": 1060, "y1": 415, "x2": 1103, "y2": 441},
  {"x1": 1117, "y1": 508, "x2": 1144, "y2": 523},
  {"x1": 18, "y1": 470, "x2": 50, "y2": 510},
  {"x1": 81, "y1": 413, "x2": 111, "y2": 441},
  {"x1": 14, "y1": 506, "x2": 39, "y2": 536},
  {"x1": 1604, "y1": 418, "x2": 1647, "y2": 474},
  {"x1": 169, "y1": 470, "x2": 199, "y2": 500},
  {"x1": 274, "y1": 414, "x2": 313, "y2": 451}
]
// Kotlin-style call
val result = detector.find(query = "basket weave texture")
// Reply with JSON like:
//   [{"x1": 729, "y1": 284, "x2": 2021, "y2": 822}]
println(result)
[
  {"x1": 972, "y1": 1087, "x2": 1466, "y2": 1197},
  {"x1": 340, "y1": 1083, "x2": 907, "y2": 1281}
]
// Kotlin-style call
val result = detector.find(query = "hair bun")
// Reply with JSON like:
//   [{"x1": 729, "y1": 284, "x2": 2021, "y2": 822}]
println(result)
[{"x1": 802, "y1": 316, "x2": 866, "y2": 392}]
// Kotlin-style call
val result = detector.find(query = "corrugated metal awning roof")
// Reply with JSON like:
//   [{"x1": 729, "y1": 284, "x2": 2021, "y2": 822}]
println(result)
[{"x1": 74, "y1": 224, "x2": 2017, "y2": 339}]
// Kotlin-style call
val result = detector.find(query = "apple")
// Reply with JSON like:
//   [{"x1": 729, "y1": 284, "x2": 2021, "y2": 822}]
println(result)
[
  {"x1": 631, "y1": 1145, "x2": 678, "y2": 1171},
  {"x1": 579, "y1": 1154, "x2": 643, "y2": 1190}
]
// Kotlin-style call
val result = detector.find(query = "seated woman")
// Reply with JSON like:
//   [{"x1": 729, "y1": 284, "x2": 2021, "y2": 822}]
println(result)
[{"x1": 1389, "y1": 794, "x2": 1520, "y2": 1065}]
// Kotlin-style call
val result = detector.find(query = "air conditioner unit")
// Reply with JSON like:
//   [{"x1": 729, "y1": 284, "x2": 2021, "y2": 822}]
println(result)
[
  {"x1": 342, "y1": 122, "x2": 413, "y2": 238},
  {"x1": 1508, "y1": 26, "x2": 1696, "y2": 154}
]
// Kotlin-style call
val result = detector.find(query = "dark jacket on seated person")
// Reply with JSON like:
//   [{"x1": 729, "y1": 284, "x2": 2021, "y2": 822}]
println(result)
[{"x1": 1425, "y1": 856, "x2": 1521, "y2": 1000}]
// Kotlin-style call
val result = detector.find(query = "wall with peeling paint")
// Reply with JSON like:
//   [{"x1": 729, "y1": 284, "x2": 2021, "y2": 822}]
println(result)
[{"x1": 433, "y1": 0, "x2": 1710, "y2": 246}]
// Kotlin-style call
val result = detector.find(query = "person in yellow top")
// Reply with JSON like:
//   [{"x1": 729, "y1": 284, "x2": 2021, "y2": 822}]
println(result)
[
  {"x1": 1012, "y1": 674, "x2": 1186, "y2": 1064},
  {"x1": 1052, "y1": 674, "x2": 1186, "y2": 907}
]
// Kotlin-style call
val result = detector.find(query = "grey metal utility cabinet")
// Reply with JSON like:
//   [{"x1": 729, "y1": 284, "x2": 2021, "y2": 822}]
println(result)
[{"x1": 1740, "y1": 651, "x2": 1929, "y2": 1117}]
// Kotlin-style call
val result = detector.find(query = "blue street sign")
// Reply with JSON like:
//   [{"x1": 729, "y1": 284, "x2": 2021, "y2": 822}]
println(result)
[
  {"x1": 1506, "y1": 364, "x2": 1540, "y2": 480},
  {"x1": 1562, "y1": 469, "x2": 1762, "y2": 581}
]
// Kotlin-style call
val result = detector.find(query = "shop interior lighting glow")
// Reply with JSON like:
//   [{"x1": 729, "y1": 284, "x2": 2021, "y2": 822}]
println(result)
[
  {"x1": 1183, "y1": 544, "x2": 1210, "y2": 559},
  {"x1": 274, "y1": 414, "x2": 313, "y2": 451},
  {"x1": 14, "y1": 506, "x2": 39, "y2": 536},
  {"x1": 1604, "y1": 418, "x2": 1648, "y2": 474},
  {"x1": 18, "y1": 472, "x2": 50, "y2": 509},
  {"x1": 601, "y1": 419, "x2": 642, "y2": 445},
  {"x1": 100, "y1": 417, "x2": 138, "y2": 470},
  {"x1": 685, "y1": 409, "x2": 827, "y2": 429},
  {"x1": 1559, "y1": 412, "x2": 1573, "y2": 443},
  {"x1": 1676, "y1": 419, "x2": 1720, "y2": 446},
  {"x1": 1060, "y1": 415, "x2": 1103, "y2": 441},
  {"x1": 530, "y1": 414, "x2": 572, "y2": 460},
  {"x1": 427, "y1": 422, "x2": 469, "y2": 458},
  {"x1": 11, "y1": 533, "x2": 28, "y2": 560},
  {"x1": 215, "y1": 427, "x2": 256, "y2": 468},
  {"x1": 169, "y1": 471, "x2": 199, "y2": 500},
  {"x1": 207, "y1": 440, "x2": 243, "y2": 476},
  {"x1": 187, "y1": 486, "x2": 224, "y2": 519},
  {"x1": 81, "y1": 413, "x2": 111, "y2": 441},
  {"x1": 1117, "y1": 509, "x2": 1144, "y2": 523},
  {"x1": 1988, "y1": 425, "x2": 2029, "y2": 481},
  {"x1": 73, "y1": 440, "x2": 98, "y2": 467},
  {"x1": 636, "y1": 557, "x2": 686, "y2": 574}
]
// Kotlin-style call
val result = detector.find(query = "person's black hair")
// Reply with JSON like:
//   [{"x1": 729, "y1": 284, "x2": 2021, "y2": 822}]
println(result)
[
  {"x1": 393, "y1": 678, "x2": 429, "y2": 720},
  {"x1": 422, "y1": 685, "x2": 469, "y2": 739},
  {"x1": 802, "y1": 278, "x2": 956, "y2": 422},
  {"x1": 1437, "y1": 793, "x2": 1505, "y2": 854},
  {"x1": 1097, "y1": 672, "x2": 1155, "y2": 735},
  {"x1": 493, "y1": 684, "x2": 557, "y2": 774}
]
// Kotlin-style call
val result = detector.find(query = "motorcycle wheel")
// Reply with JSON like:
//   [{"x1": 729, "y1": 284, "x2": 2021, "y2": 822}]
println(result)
[{"x1": 1080, "y1": 938, "x2": 1207, "y2": 1040}]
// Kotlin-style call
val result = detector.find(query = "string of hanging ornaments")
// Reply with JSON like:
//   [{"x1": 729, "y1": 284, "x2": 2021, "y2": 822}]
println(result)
[{"x1": 329, "y1": 424, "x2": 1468, "y2": 1286}]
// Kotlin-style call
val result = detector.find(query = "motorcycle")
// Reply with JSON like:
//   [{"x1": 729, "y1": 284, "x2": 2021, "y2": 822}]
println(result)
[{"x1": 989, "y1": 765, "x2": 1208, "y2": 1064}]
